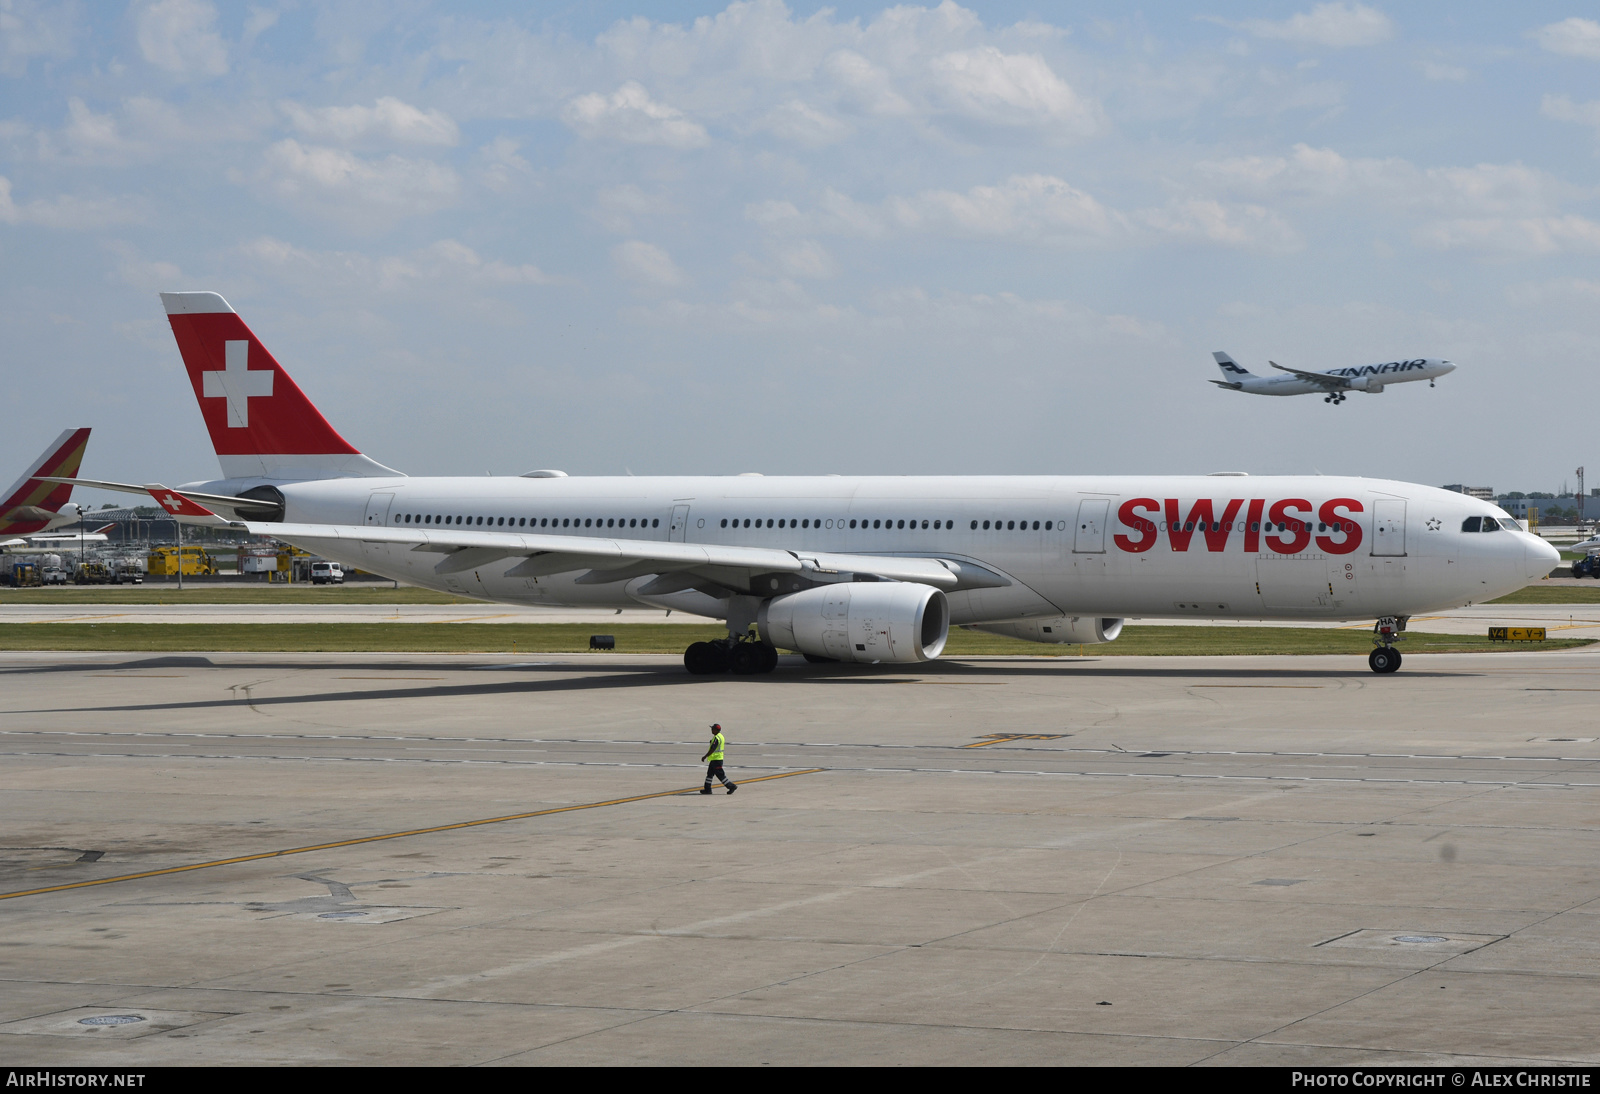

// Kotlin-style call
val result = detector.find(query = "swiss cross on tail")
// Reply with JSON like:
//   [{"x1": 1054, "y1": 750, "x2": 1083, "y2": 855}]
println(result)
[
  {"x1": 160, "y1": 292, "x2": 397, "y2": 480},
  {"x1": 203, "y1": 341, "x2": 273, "y2": 427},
  {"x1": 143, "y1": 485, "x2": 234, "y2": 527}
]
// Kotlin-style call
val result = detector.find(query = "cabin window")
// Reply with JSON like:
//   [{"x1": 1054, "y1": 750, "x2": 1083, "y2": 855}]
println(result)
[{"x1": 651, "y1": 518, "x2": 659, "y2": 527}]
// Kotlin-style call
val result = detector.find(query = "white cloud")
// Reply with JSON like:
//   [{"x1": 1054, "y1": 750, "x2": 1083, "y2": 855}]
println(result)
[
  {"x1": 1234, "y1": 3, "x2": 1395, "y2": 48},
  {"x1": 928, "y1": 46, "x2": 1102, "y2": 132},
  {"x1": 890, "y1": 174, "x2": 1119, "y2": 241},
  {"x1": 0, "y1": 0, "x2": 76, "y2": 77},
  {"x1": 1416, "y1": 216, "x2": 1600, "y2": 255},
  {"x1": 135, "y1": 0, "x2": 228, "y2": 77},
  {"x1": 1531, "y1": 17, "x2": 1600, "y2": 60},
  {"x1": 771, "y1": 239, "x2": 837, "y2": 279},
  {"x1": 757, "y1": 99, "x2": 853, "y2": 146},
  {"x1": 241, "y1": 236, "x2": 557, "y2": 291},
  {"x1": 477, "y1": 136, "x2": 534, "y2": 194},
  {"x1": 1542, "y1": 94, "x2": 1600, "y2": 130},
  {"x1": 281, "y1": 97, "x2": 460, "y2": 147},
  {"x1": 563, "y1": 82, "x2": 710, "y2": 148},
  {"x1": 1196, "y1": 143, "x2": 1585, "y2": 218},
  {"x1": 254, "y1": 139, "x2": 460, "y2": 229},
  {"x1": 1418, "y1": 61, "x2": 1469, "y2": 81},
  {"x1": 592, "y1": 184, "x2": 675, "y2": 233},
  {"x1": 1140, "y1": 199, "x2": 1301, "y2": 253},
  {"x1": 612, "y1": 240, "x2": 686, "y2": 286},
  {"x1": 0, "y1": 176, "x2": 144, "y2": 228}
]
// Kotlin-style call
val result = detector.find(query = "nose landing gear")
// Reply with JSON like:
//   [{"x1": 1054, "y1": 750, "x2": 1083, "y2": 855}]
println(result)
[{"x1": 1368, "y1": 616, "x2": 1406, "y2": 673}]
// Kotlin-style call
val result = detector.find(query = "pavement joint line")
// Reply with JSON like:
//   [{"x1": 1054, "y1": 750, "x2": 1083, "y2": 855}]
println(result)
[
  {"x1": 0, "y1": 768, "x2": 824, "y2": 903},
  {"x1": 4, "y1": 731, "x2": 1594, "y2": 764}
]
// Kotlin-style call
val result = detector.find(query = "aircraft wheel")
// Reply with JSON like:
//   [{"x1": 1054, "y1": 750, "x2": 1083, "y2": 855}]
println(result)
[
  {"x1": 1368, "y1": 647, "x2": 1401, "y2": 674},
  {"x1": 684, "y1": 642, "x2": 720, "y2": 675},
  {"x1": 730, "y1": 643, "x2": 766, "y2": 675},
  {"x1": 759, "y1": 644, "x2": 779, "y2": 672}
]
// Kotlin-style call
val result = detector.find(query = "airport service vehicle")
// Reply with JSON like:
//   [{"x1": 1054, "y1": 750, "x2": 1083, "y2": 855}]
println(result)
[
  {"x1": 56, "y1": 292, "x2": 1555, "y2": 675},
  {"x1": 0, "y1": 428, "x2": 91, "y2": 547},
  {"x1": 1210, "y1": 353, "x2": 1455, "y2": 405},
  {"x1": 310, "y1": 561, "x2": 344, "y2": 585}
]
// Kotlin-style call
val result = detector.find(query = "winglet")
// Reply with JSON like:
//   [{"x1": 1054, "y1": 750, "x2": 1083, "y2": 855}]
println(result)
[{"x1": 144, "y1": 485, "x2": 237, "y2": 528}]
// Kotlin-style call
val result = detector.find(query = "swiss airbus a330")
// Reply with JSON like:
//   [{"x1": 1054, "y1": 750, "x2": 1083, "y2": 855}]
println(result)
[
  {"x1": 52, "y1": 293, "x2": 1551, "y2": 675},
  {"x1": 1210, "y1": 352, "x2": 1455, "y2": 404}
]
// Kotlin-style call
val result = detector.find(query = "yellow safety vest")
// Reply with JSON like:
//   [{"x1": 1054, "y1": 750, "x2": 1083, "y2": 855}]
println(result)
[{"x1": 707, "y1": 733, "x2": 725, "y2": 762}]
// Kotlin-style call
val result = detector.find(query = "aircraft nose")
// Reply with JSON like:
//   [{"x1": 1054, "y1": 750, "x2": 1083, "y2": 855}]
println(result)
[
  {"x1": 1438, "y1": 361, "x2": 1456, "y2": 373},
  {"x1": 1526, "y1": 534, "x2": 1560, "y2": 581}
]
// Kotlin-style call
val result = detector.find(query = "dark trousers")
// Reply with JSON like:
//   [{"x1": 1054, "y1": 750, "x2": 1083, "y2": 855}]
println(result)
[{"x1": 705, "y1": 761, "x2": 733, "y2": 787}]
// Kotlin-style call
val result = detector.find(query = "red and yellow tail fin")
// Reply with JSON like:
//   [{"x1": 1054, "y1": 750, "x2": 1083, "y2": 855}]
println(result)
[{"x1": 0, "y1": 428, "x2": 91, "y2": 535}]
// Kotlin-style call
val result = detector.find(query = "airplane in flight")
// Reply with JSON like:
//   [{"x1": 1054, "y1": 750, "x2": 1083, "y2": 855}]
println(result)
[
  {"x1": 54, "y1": 293, "x2": 1552, "y2": 675},
  {"x1": 1210, "y1": 352, "x2": 1456, "y2": 404},
  {"x1": 0, "y1": 428, "x2": 93, "y2": 551}
]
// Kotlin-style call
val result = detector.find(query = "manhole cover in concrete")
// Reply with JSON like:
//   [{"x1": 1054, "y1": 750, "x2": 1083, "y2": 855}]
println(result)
[{"x1": 78, "y1": 1015, "x2": 144, "y2": 1027}]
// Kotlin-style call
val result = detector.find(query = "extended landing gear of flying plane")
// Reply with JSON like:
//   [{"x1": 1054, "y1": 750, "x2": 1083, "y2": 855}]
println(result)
[
  {"x1": 1368, "y1": 616, "x2": 1406, "y2": 673},
  {"x1": 684, "y1": 637, "x2": 779, "y2": 676},
  {"x1": 1323, "y1": 392, "x2": 1348, "y2": 405}
]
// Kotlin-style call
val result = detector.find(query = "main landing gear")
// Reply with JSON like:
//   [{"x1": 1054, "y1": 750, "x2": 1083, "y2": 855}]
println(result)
[
  {"x1": 684, "y1": 636, "x2": 779, "y2": 676},
  {"x1": 1323, "y1": 392, "x2": 1348, "y2": 405},
  {"x1": 1368, "y1": 616, "x2": 1406, "y2": 673}
]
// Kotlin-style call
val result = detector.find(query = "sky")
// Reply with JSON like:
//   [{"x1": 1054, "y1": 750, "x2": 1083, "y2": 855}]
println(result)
[{"x1": 3, "y1": 1, "x2": 1600, "y2": 506}]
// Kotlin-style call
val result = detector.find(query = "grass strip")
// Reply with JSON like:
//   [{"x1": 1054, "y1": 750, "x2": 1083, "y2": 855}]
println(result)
[{"x1": 0, "y1": 623, "x2": 1588, "y2": 656}]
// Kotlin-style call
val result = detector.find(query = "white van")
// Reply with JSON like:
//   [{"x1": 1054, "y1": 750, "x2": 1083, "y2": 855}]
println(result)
[{"x1": 310, "y1": 561, "x2": 344, "y2": 585}]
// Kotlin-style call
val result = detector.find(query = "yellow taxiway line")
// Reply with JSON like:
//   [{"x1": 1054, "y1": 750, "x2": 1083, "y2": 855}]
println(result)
[{"x1": 0, "y1": 768, "x2": 824, "y2": 903}]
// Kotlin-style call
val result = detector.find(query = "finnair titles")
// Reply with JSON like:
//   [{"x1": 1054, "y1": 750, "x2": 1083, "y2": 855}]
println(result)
[
  {"x1": 1210, "y1": 353, "x2": 1455, "y2": 404},
  {"x1": 50, "y1": 293, "x2": 1551, "y2": 677}
]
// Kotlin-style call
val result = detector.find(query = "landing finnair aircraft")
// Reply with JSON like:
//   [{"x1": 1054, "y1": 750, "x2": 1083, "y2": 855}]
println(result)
[
  {"x1": 56, "y1": 294, "x2": 1553, "y2": 675},
  {"x1": 1211, "y1": 352, "x2": 1455, "y2": 404},
  {"x1": 0, "y1": 428, "x2": 92, "y2": 549}
]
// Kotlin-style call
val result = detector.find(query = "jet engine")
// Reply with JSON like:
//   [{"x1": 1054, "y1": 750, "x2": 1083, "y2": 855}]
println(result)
[
  {"x1": 759, "y1": 582, "x2": 949, "y2": 663},
  {"x1": 968, "y1": 616, "x2": 1124, "y2": 644}
]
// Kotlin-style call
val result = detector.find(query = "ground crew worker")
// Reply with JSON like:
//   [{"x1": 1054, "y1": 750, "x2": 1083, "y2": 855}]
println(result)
[{"x1": 700, "y1": 723, "x2": 737, "y2": 795}]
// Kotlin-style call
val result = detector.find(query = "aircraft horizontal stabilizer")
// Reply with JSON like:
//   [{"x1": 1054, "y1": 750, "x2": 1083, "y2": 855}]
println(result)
[{"x1": 1209, "y1": 380, "x2": 1243, "y2": 390}]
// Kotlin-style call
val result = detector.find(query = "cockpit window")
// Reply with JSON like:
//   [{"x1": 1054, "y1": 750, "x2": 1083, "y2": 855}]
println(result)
[
  {"x1": 1498, "y1": 517, "x2": 1521, "y2": 531},
  {"x1": 1461, "y1": 517, "x2": 1481, "y2": 533},
  {"x1": 1480, "y1": 517, "x2": 1499, "y2": 532}
]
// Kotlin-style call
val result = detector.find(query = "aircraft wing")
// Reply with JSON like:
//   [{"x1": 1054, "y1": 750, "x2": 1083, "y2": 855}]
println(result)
[
  {"x1": 39, "y1": 476, "x2": 282, "y2": 517},
  {"x1": 1268, "y1": 361, "x2": 1351, "y2": 389},
  {"x1": 145, "y1": 488, "x2": 1005, "y2": 596}
]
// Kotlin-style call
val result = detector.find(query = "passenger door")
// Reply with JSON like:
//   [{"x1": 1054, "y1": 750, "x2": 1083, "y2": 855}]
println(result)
[
  {"x1": 669, "y1": 504, "x2": 692, "y2": 543},
  {"x1": 1073, "y1": 499, "x2": 1108, "y2": 553},
  {"x1": 1372, "y1": 500, "x2": 1407, "y2": 556}
]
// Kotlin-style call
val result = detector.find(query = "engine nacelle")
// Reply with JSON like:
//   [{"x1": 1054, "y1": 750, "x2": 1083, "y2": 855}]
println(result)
[
  {"x1": 968, "y1": 616, "x2": 1124, "y2": 645},
  {"x1": 760, "y1": 582, "x2": 949, "y2": 663}
]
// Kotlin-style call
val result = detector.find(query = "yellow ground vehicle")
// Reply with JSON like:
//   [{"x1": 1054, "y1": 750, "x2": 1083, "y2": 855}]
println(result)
[
  {"x1": 147, "y1": 546, "x2": 217, "y2": 577},
  {"x1": 73, "y1": 560, "x2": 112, "y2": 584}
]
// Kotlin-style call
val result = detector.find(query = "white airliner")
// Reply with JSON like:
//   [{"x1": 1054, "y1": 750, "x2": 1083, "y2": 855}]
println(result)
[
  {"x1": 0, "y1": 428, "x2": 93, "y2": 551},
  {"x1": 53, "y1": 293, "x2": 1553, "y2": 675},
  {"x1": 1210, "y1": 352, "x2": 1455, "y2": 404}
]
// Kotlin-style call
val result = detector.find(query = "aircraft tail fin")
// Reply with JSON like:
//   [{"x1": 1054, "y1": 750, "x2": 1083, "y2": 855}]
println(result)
[
  {"x1": 160, "y1": 292, "x2": 400, "y2": 481},
  {"x1": 0, "y1": 428, "x2": 91, "y2": 535},
  {"x1": 1213, "y1": 351, "x2": 1253, "y2": 379}
]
